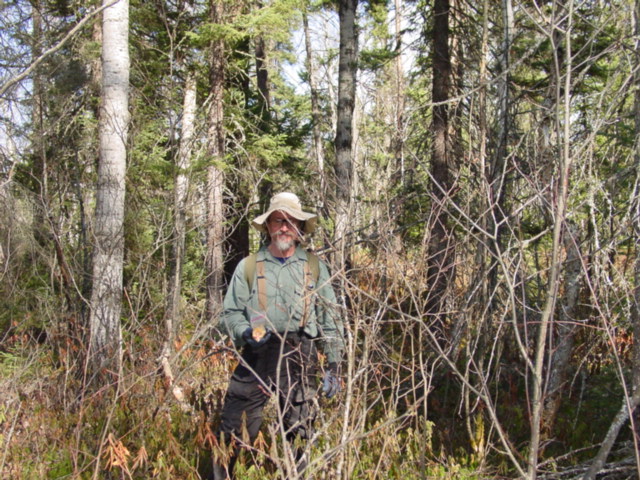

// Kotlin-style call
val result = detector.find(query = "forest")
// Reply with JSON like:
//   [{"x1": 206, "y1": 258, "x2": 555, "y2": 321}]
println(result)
[{"x1": 1, "y1": 0, "x2": 639, "y2": 478}]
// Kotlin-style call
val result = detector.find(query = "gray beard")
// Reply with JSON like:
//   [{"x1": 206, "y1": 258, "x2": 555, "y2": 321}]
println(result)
[{"x1": 273, "y1": 235, "x2": 295, "y2": 253}]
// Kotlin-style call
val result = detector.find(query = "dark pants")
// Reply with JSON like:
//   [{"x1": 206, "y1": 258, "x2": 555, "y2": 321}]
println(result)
[{"x1": 213, "y1": 332, "x2": 318, "y2": 477}]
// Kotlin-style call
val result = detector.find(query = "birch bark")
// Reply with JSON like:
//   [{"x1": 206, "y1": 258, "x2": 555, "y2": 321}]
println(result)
[
  {"x1": 303, "y1": 12, "x2": 327, "y2": 202},
  {"x1": 165, "y1": 71, "x2": 196, "y2": 345},
  {"x1": 89, "y1": 0, "x2": 129, "y2": 378}
]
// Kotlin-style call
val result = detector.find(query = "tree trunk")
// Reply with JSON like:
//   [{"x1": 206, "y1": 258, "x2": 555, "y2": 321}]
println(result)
[
  {"x1": 205, "y1": 0, "x2": 226, "y2": 319},
  {"x1": 487, "y1": 0, "x2": 513, "y2": 300},
  {"x1": 89, "y1": 0, "x2": 129, "y2": 380},
  {"x1": 31, "y1": 0, "x2": 47, "y2": 214},
  {"x1": 303, "y1": 11, "x2": 327, "y2": 204},
  {"x1": 528, "y1": 2, "x2": 572, "y2": 477},
  {"x1": 426, "y1": 0, "x2": 454, "y2": 327},
  {"x1": 463, "y1": 0, "x2": 490, "y2": 455},
  {"x1": 582, "y1": 389, "x2": 640, "y2": 480},
  {"x1": 255, "y1": 33, "x2": 270, "y2": 118},
  {"x1": 165, "y1": 70, "x2": 196, "y2": 346},
  {"x1": 632, "y1": 0, "x2": 640, "y2": 460},
  {"x1": 334, "y1": 1, "x2": 358, "y2": 476},
  {"x1": 392, "y1": 0, "x2": 405, "y2": 185},
  {"x1": 333, "y1": 0, "x2": 358, "y2": 270},
  {"x1": 540, "y1": 221, "x2": 583, "y2": 437}
]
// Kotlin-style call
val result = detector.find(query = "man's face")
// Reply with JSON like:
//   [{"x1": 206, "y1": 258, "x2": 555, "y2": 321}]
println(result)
[{"x1": 267, "y1": 211, "x2": 302, "y2": 253}]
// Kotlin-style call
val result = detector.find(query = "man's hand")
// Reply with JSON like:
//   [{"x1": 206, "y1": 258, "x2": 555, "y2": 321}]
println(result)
[
  {"x1": 242, "y1": 327, "x2": 271, "y2": 348},
  {"x1": 322, "y1": 362, "x2": 341, "y2": 398}
]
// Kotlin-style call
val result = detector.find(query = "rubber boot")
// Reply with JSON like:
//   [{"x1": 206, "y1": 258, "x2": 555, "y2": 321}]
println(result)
[
  {"x1": 211, "y1": 454, "x2": 237, "y2": 480},
  {"x1": 295, "y1": 447, "x2": 309, "y2": 477}
]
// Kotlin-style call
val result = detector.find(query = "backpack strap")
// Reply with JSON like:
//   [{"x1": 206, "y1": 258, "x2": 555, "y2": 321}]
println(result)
[
  {"x1": 244, "y1": 253, "x2": 267, "y2": 311},
  {"x1": 307, "y1": 252, "x2": 319, "y2": 284},
  {"x1": 256, "y1": 259, "x2": 267, "y2": 312},
  {"x1": 244, "y1": 251, "x2": 321, "y2": 323},
  {"x1": 244, "y1": 253, "x2": 258, "y2": 290},
  {"x1": 300, "y1": 252, "x2": 320, "y2": 329}
]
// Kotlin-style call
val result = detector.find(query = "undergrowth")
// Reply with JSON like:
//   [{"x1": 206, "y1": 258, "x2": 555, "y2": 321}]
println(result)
[
  {"x1": 0, "y1": 300, "x2": 634, "y2": 479},
  {"x1": 0, "y1": 331, "x2": 493, "y2": 480}
]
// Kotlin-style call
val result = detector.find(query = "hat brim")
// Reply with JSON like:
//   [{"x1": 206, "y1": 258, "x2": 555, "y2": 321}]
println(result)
[{"x1": 252, "y1": 206, "x2": 317, "y2": 234}]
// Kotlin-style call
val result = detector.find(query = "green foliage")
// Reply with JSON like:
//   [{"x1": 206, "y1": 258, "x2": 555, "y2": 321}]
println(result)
[
  {"x1": 0, "y1": 351, "x2": 21, "y2": 376},
  {"x1": 238, "y1": 0, "x2": 304, "y2": 42},
  {"x1": 199, "y1": 22, "x2": 245, "y2": 46},
  {"x1": 2, "y1": 0, "x2": 640, "y2": 479},
  {"x1": 360, "y1": 47, "x2": 399, "y2": 71}
]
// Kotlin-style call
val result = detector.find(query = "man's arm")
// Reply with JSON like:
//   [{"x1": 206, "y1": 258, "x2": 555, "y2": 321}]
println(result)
[
  {"x1": 221, "y1": 257, "x2": 252, "y2": 346},
  {"x1": 315, "y1": 260, "x2": 345, "y2": 364}
]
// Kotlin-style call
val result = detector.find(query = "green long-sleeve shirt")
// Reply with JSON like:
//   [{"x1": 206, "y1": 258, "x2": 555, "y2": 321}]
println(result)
[{"x1": 222, "y1": 246, "x2": 344, "y2": 364}]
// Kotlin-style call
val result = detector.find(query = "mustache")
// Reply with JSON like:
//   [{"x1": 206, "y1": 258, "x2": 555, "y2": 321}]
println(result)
[{"x1": 275, "y1": 227, "x2": 303, "y2": 237}]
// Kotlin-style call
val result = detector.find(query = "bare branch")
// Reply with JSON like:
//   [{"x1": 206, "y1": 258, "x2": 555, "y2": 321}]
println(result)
[{"x1": 0, "y1": 1, "x2": 119, "y2": 99}]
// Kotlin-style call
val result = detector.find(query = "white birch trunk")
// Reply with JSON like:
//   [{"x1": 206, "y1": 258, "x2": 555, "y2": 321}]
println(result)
[
  {"x1": 165, "y1": 71, "x2": 196, "y2": 346},
  {"x1": 89, "y1": 0, "x2": 129, "y2": 377},
  {"x1": 303, "y1": 12, "x2": 326, "y2": 203}
]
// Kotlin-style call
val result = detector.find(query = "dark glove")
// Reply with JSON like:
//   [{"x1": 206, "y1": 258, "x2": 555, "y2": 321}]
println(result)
[
  {"x1": 322, "y1": 362, "x2": 341, "y2": 398},
  {"x1": 242, "y1": 327, "x2": 271, "y2": 348}
]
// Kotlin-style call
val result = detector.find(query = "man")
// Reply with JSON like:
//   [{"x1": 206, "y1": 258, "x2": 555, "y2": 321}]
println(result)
[{"x1": 211, "y1": 192, "x2": 344, "y2": 479}]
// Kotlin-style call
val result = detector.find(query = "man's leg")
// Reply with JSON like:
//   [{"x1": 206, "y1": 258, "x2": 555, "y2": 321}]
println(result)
[
  {"x1": 213, "y1": 372, "x2": 270, "y2": 479},
  {"x1": 279, "y1": 335, "x2": 318, "y2": 474},
  {"x1": 282, "y1": 396, "x2": 316, "y2": 474}
]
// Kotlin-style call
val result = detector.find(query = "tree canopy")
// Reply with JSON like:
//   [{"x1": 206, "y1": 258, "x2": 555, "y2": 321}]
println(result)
[{"x1": 1, "y1": 0, "x2": 639, "y2": 478}]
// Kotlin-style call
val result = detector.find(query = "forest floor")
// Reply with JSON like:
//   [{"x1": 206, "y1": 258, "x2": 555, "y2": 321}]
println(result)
[{"x1": 1, "y1": 332, "x2": 638, "y2": 479}]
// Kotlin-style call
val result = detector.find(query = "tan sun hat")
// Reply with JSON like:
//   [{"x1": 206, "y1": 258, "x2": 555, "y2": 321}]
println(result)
[{"x1": 252, "y1": 192, "x2": 318, "y2": 234}]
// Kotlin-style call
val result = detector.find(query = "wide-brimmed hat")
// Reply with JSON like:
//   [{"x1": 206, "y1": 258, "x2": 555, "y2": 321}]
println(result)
[{"x1": 252, "y1": 192, "x2": 317, "y2": 234}]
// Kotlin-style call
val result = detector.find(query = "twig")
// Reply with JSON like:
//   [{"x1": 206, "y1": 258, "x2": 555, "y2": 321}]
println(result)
[
  {"x1": 0, "y1": 1, "x2": 119, "y2": 98},
  {"x1": 581, "y1": 388, "x2": 640, "y2": 480},
  {"x1": 0, "y1": 401, "x2": 21, "y2": 475},
  {"x1": 159, "y1": 349, "x2": 192, "y2": 412}
]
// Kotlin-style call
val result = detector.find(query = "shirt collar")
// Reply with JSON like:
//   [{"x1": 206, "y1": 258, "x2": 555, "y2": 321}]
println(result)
[{"x1": 259, "y1": 245, "x2": 306, "y2": 263}]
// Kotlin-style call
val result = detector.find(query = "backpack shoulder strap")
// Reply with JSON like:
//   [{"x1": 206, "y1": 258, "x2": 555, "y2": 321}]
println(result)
[
  {"x1": 244, "y1": 252, "x2": 267, "y2": 311},
  {"x1": 300, "y1": 251, "x2": 321, "y2": 329},
  {"x1": 256, "y1": 260, "x2": 267, "y2": 312},
  {"x1": 306, "y1": 251, "x2": 320, "y2": 283},
  {"x1": 247, "y1": 251, "x2": 319, "y2": 287},
  {"x1": 244, "y1": 253, "x2": 258, "y2": 290},
  {"x1": 245, "y1": 251, "x2": 320, "y2": 320}
]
